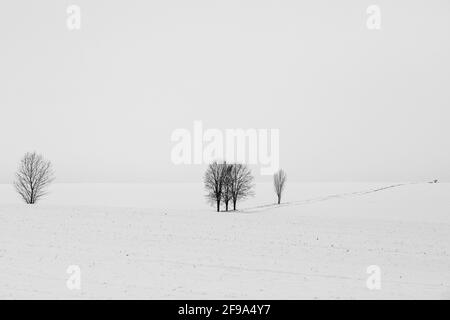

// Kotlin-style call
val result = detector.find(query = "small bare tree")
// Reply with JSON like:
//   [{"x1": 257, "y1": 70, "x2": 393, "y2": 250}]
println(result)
[
  {"x1": 14, "y1": 152, "x2": 55, "y2": 204},
  {"x1": 229, "y1": 163, "x2": 254, "y2": 211},
  {"x1": 204, "y1": 161, "x2": 227, "y2": 212},
  {"x1": 273, "y1": 169, "x2": 286, "y2": 204}
]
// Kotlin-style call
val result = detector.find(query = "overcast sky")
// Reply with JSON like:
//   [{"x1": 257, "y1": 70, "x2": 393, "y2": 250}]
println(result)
[{"x1": 0, "y1": 0, "x2": 449, "y2": 183}]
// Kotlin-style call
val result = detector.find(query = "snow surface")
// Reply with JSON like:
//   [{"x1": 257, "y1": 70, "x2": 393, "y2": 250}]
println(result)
[{"x1": 0, "y1": 182, "x2": 449, "y2": 299}]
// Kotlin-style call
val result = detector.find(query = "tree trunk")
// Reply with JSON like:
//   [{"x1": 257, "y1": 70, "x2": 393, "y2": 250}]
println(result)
[
  {"x1": 233, "y1": 199, "x2": 237, "y2": 211},
  {"x1": 277, "y1": 195, "x2": 281, "y2": 204},
  {"x1": 216, "y1": 200, "x2": 220, "y2": 212},
  {"x1": 225, "y1": 201, "x2": 229, "y2": 212}
]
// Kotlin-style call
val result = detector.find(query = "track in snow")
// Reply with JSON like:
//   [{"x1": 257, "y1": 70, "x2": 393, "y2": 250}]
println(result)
[{"x1": 241, "y1": 182, "x2": 420, "y2": 213}]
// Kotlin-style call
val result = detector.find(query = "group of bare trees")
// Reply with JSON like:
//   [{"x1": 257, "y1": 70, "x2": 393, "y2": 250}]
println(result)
[
  {"x1": 12, "y1": 152, "x2": 286, "y2": 210},
  {"x1": 204, "y1": 161, "x2": 287, "y2": 212},
  {"x1": 204, "y1": 161, "x2": 254, "y2": 212}
]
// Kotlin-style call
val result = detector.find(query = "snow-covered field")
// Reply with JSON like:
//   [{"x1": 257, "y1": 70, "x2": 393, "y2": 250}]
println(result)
[{"x1": 0, "y1": 182, "x2": 449, "y2": 299}]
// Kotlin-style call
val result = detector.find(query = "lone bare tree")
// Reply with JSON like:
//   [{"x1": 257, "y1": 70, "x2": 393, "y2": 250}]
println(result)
[
  {"x1": 229, "y1": 163, "x2": 254, "y2": 211},
  {"x1": 273, "y1": 169, "x2": 286, "y2": 204},
  {"x1": 14, "y1": 152, "x2": 55, "y2": 204},
  {"x1": 204, "y1": 161, "x2": 227, "y2": 212}
]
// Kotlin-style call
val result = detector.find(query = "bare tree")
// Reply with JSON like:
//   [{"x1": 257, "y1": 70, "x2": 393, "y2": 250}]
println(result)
[
  {"x1": 229, "y1": 163, "x2": 254, "y2": 211},
  {"x1": 14, "y1": 152, "x2": 55, "y2": 204},
  {"x1": 204, "y1": 161, "x2": 227, "y2": 212},
  {"x1": 221, "y1": 164, "x2": 233, "y2": 212},
  {"x1": 273, "y1": 169, "x2": 286, "y2": 204}
]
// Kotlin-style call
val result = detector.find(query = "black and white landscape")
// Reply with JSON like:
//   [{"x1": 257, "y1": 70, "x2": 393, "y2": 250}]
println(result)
[{"x1": 0, "y1": 1, "x2": 449, "y2": 300}]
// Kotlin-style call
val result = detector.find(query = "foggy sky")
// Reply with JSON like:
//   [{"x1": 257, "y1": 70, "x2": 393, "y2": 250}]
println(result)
[{"x1": 1, "y1": 0, "x2": 449, "y2": 183}]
